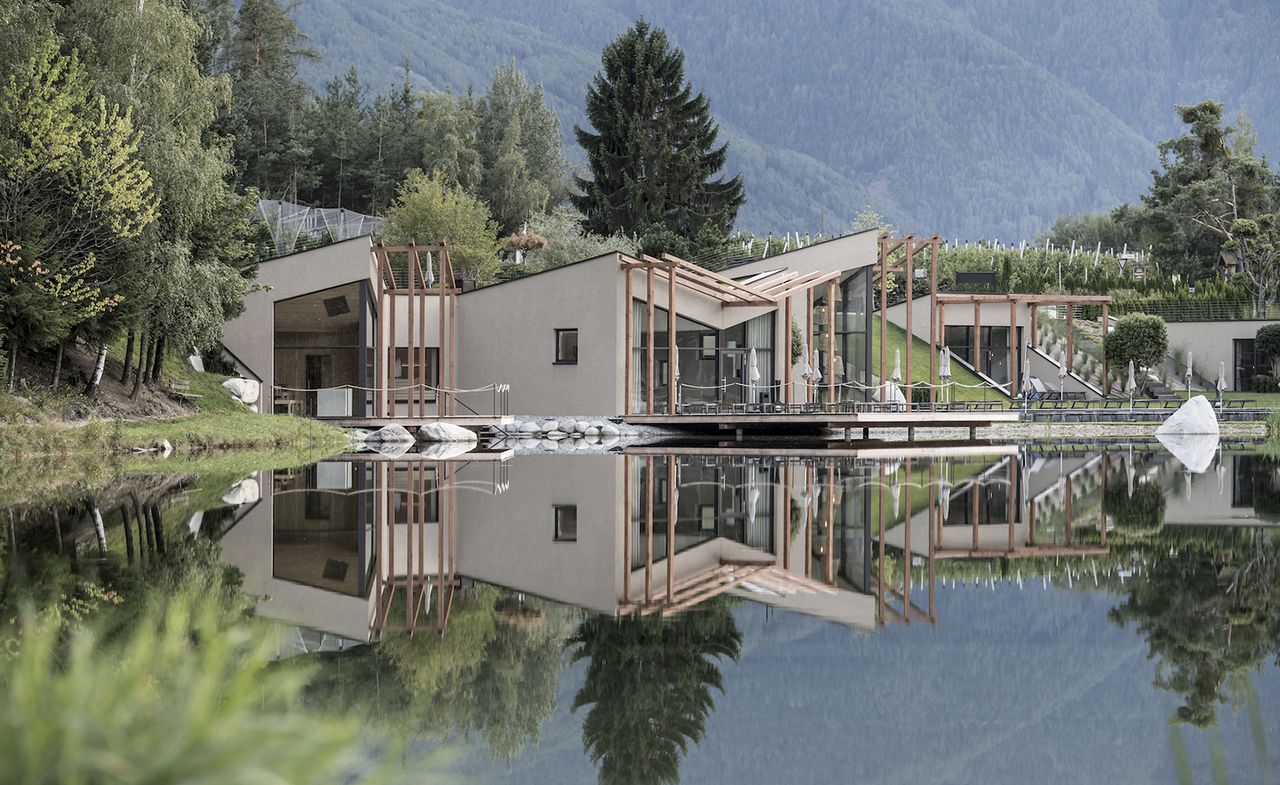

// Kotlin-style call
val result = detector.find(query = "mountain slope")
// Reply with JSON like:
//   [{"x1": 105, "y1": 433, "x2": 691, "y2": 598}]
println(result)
[{"x1": 290, "y1": 0, "x2": 1276, "y2": 239}]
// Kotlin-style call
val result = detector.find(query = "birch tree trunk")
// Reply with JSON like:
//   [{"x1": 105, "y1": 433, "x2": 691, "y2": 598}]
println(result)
[{"x1": 84, "y1": 344, "x2": 108, "y2": 397}]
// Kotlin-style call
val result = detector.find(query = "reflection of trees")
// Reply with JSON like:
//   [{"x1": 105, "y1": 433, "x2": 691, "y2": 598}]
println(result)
[
  {"x1": 306, "y1": 585, "x2": 575, "y2": 764},
  {"x1": 1109, "y1": 528, "x2": 1279, "y2": 727},
  {"x1": 569, "y1": 602, "x2": 742, "y2": 785}
]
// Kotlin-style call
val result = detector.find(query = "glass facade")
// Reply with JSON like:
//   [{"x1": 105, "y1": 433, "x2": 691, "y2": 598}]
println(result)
[
  {"x1": 271, "y1": 461, "x2": 375, "y2": 597},
  {"x1": 812, "y1": 268, "x2": 872, "y2": 402},
  {"x1": 273, "y1": 281, "x2": 372, "y2": 417},
  {"x1": 631, "y1": 304, "x2": 775, "y2": 411}
]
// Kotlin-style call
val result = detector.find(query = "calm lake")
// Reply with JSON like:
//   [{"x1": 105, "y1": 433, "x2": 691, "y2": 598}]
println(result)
[{"x1": 6, "y1": 440, "x2": 1280, "y2": 784}]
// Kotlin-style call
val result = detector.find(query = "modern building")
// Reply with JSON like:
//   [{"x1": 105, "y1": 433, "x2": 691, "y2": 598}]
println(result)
[{"x1": 219, "y1": 231, "x2": 885, "y2": 421}]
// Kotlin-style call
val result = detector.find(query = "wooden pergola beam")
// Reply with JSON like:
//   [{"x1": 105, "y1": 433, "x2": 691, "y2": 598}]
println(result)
[{"x1": 936, "y1": 293, "x2": 1113, "y2": 304}]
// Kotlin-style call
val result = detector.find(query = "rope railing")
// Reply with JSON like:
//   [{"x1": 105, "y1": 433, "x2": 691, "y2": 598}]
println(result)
[{"x1": 273, "y1": 382, "x2": 510, "y2": 418}]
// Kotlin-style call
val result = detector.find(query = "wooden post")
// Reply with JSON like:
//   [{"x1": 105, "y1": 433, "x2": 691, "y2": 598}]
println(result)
[
  {"x1": 448, "y1": 250, "x2": 457, "y2": 416},
  {"x1": 1066, "y1": 304, "x2": 1075, "y2": 374},
  {"x1": 625, "y1": 269, "x2": 633, "y2": 415},
  {"x1": 903, "y1": 458, "x2": 912, "y2": 612},
  {"x1": 668, "y1": 267, "x2": 677, "y2": 414},
  {"x1": 623, "y1": 455, "x2": 631, "y2": 605},
  {"x1": 645, "y1": 456, "x2": 654, "y2": 603},
  {"x1": 1007, "y1": 455, "x2": 1017, "y2": 551},
  {"x1": 826, "y1": 279, "x2": 836, "y2": 404},
  {"x1": 973, "y1": 301, "x2": 982, "y2": 378},
  {"x1": 929, "y1": 239, "x2": 939, "y2": 406},
  {"x1": 1100, "y1": 450, "x2": 1108, "y2": 545},
  {"x1": 904, "y1": 243, "x2": 913, "y2": 411},
  {"x1": 407, "y1": 246, "x2": 416, "y2": 420},
  {"x1": 666, "y1": 457, "x2": 676, "y2": 603},
  {"x1": 804, "y1": 464, "x2": 813, "y2": 577},
  {"x1": 876, "y1": 461, "x2": 885, "y2": 626},
  {"x1": 389, "y1": 254, "x2": 398, "y2": 419},
  {"x1": 1009, "y1": 299, "x2": 1018, "y2": 397},
  {"x1": 879, "y1": 238, "x2": 888, "y2": 405},
  {"x1": 647, "y1": 267, "x2": 655, "y2": 415},
  {"x1": 375, "y1": 242, "x2": 384, "y2": 419},
  {"x1": 438, "y1": 250, "x2": 446, "y2": 419},
  {"x1": 1101, "y1": 302, "x2": 1109, "y2": 397},
  {"x1": 784, "y1": 295, "x2": 793, "y2": 405},
  {"x1": 806, "y1": 286, "x2": 815, "y2": 404},
  {"x1": 824, "y1": 462, "x2": 836, "y2": 584},
  {"x1": 418, "y1": 254, "x2": 427, "y2": 418},
  {"x1": 782, "y1": 462, "x2": 791, "y2": 570},
  {"x1": 1030, "y1": 304, "x2": 1038, "y2": 351}
]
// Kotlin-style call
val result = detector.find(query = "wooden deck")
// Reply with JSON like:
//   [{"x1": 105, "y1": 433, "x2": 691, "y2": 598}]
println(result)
[
  {"x1": 625, "y1": 442, "x2": 1020, "y2": 459},
  {"x1": 625, "y1": 410, "x2": 1019, "y2": 434},
  {"x1": 333, "y1": 415, "x2": 514, "y2": 429}
]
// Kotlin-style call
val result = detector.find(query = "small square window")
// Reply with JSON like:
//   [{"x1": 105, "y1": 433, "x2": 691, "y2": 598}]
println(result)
[
  {"x1": 555, "y1": 329, "x2": 578, "y2": 364},
  {"x1": 554, "y1": 505, "x2": 578, "y2": 542}
]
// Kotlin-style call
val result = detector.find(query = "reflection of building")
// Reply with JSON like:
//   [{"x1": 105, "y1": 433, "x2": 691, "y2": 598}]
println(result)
[
  {"x1": 216, "y1": 447, "x2": 1130, "y2": 640},
  {"x1": 874, "y1": 450, "x2": 1111, "y2": 625}
]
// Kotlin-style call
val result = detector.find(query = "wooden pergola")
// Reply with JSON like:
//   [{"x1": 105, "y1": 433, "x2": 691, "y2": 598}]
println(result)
[
  {"x1": 371, "y1": 240, "x2": 459, "y2": 419},
  {"x1": 875, "y1": 233, "x2": 1116, "y2": 402},
  {"x1": 620, "y1": 252, "x2": 842, "y2": 415},
  {"x1": 932, "y1": 293, "x2": 1114, "y2": 397}
]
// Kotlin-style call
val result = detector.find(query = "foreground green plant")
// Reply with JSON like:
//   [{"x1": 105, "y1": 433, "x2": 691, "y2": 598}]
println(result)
[{"x1": 0, "y1": 588, "x2": 378, "y2": 785}]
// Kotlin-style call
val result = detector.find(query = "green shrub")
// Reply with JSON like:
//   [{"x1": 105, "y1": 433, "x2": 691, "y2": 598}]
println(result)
[
  {"x1": 1103, "y1": 313, "x2": 1168, "y2": 384},
  {"x1": 1256, "y1": 323, "x2": 1280, "y2": 374},
  {"x1": 1253, "y1": 373, "x2": 1279, "y2": 393},
  {"x1": 1103, "y1": 479, "x2": 1166, "y2": 535}
]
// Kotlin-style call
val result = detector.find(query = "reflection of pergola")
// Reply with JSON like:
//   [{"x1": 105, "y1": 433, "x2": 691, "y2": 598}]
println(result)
[
  {"x1": 621, "y1": 252, "x2": 843, "y2": 414},
  {"x1": 933, "y1": 293, "x2": 1114, "y2": 396},
  {"x1": 619, "y1": 453, "x2": 850, "y2": 618},
  {"x1": 874, "y1": 454, "x2": 1112, "y2": 627}
]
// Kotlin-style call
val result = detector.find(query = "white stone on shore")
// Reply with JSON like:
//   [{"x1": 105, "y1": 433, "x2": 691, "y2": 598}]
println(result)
[
  {"x1": 547, "y1": 430, "x2": 568, "y2": 440},
  {"x1": 519, "y1": 421, "x2": 540, "y2": 434},
  {"x1": 417, "y1": 422, "x2": 478, "y2": 443},
  {"x1": 574, "y1": 420, "x2": 589, "y2": 434},
  {"x1": 601, "y1": 423, "x2": 621, "y2": 437},
  {"x1": 1155, "y1": 395, "x2": 1219, "y2": 437},
  {"x1": 541, "y1": 420, "x2": 560, "y2": 433},
  {"x1": 222, "y1": 377, "x2": 260, "y2": 405},
  {"x1": 585, "y1": 426, "x2": 601, "y2": 437}
]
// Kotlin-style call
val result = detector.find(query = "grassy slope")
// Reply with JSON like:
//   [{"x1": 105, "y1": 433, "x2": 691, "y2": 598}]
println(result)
[{"x1": 870, "y1": 321, "x2": 994, "y2": 402}]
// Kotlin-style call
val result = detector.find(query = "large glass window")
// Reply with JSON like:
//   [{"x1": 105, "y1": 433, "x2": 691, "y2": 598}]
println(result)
[
  {"x1": 555, "y1": 329, "x2": 579, "y2": 364},
  {"x1": 274, "y1": 282, "x2": 368, "y2": 417},
  {"x1": 631, "y1": 304, "x2": 775, "y2": 410},
  {"x1": 943, "y1": 325, "x2": 1014, "y2": 385},
  {"x1": 1235, "y1": 338, "x2": 1262, "y2": 392},
  {"x1": 272, "y1": 461, "x2": 374, "y2": 597}
]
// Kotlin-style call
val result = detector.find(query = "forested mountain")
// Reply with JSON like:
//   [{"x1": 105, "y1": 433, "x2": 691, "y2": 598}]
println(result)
[{"x1": 289, "y1": 0, "x2": 1280, "y2": 239}]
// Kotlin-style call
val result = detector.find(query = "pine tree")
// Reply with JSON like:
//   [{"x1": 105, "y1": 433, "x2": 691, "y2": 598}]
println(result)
[
  {"x1": 476, "y1": 62, "x2": 564, "y2": 233},
  {"x1": 572, "y1": 20, "x2": 743, "y2": 257},
  {"x1": 225, "y1": 0, "x2": 316, "y2": 201}
]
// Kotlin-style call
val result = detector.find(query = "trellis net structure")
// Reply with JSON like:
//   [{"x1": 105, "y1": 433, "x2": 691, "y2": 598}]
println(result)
[{"x1": 256, "y1": 199, "x2": 383, "y2": 256}]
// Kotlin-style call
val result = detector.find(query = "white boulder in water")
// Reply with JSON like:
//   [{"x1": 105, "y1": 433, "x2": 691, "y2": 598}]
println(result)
[
  {"x1": 1155, "y1": 395, "x2": 1219, "y2": 437},
  {"x1": 221, "y1": 377, "x2": 261, "y2": 405},
  {"x1": 417, "y1": 422, "x2": 479, "y2": 443},
  {"x1": 221, "y1": 478, "x2": 260, "y2": 506},
  {"x1": 365, "y1": 423, "x2": 415, "y2": 443},
  {"x1": 1157, "y1": 432, "x2": 1218, "y2": 474},
  {"x1": 419, "y1": 441, "x2": 476, "y2": 460}
]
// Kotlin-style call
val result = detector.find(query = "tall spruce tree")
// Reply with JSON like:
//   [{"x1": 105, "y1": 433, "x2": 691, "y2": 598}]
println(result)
[{"x1": 573, "y1": 20, "x2": 743, "y2": 257}]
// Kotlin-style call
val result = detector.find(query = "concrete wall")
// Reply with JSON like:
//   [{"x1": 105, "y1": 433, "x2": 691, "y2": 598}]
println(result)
[
  {"x1": 221, "y1": 237, "x2": 376, "y2": 392},
  {"x1": 453, "y1": 453, "x2": 624, "y2": 614},
  {"x1": 456, "y1": 255, "x2": 624, "y2": 416},
  {"x1": 1165, "y1": 319, "x2": 1274, "y2": 391}
]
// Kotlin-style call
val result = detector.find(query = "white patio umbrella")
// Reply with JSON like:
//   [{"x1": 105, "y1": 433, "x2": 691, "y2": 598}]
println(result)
[
  {"x1": 1058, "y1": 353, "x2": 1068, "y2": 386},
  {"x1": 800, "y1": 340, "x2": 812, "y2": 380},
  {"x1": 938, "y1": 346, "x2": 953, "y2": 405},
  {"x1": 1125, "y1": 360, "x2": 1137, "y2": 403},
  {"x1": 424, "y1": 250, "x2": 435, "y2": 286},
  {"x1": 1185, "y1": 351, "x2": 1193, "y2": 396},
  {"x1": 892, "y1": 348, "x2": 903, "y2": 383},
  {"x1": 746, "y1": 469, "x2": 760, "y2": 535},
  {"x1": 1216, "y1": 361, "x2": 1227, "y2": 406},
  {"x1": 748, "y1": 346, "x2": 761, "y2": 404},
  {"x1": 1126, "y1": 445, "x2": 1135, "y2": 498},
  {"x1": 812, "y1": 348, "x2": 823, "y2": 384}
]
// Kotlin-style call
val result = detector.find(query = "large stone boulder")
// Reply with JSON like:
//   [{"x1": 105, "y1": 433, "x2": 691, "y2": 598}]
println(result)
[
  {"x1": 418, "y1": 422, "x2": 479, "y2": 443},
  {"x1": 365, "y1": 423, "x2": 415, "y2": 443},
  {"x1": 518, "y1": 421, "x2": 540, "y2": 434},
  {"x1": 1157, "y1": 432, "x2": 1218, "y2": 473},
  {"x1": 1155, "y1": 395, "x2": 1219, "y2": 437},
  {"x1": 419, "y1": 440, "x2": 476, "y2": 460},
  {"x1": 222, "y1": 377, "x2": 260, "y2": 405},
  {"x1": 221, "y1": 478, "x2": 260, "y2": 506}
]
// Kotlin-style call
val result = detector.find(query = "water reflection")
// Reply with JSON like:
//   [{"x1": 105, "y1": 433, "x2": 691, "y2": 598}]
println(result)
[{"x1": 4, "y1": 442, "x2": 1279, "y2": 782}]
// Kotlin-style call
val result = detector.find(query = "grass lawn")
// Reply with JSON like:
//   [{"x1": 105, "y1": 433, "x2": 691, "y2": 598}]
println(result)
[{"x1": 870, "y1": 321, "x2": 998, "y2": 402}]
